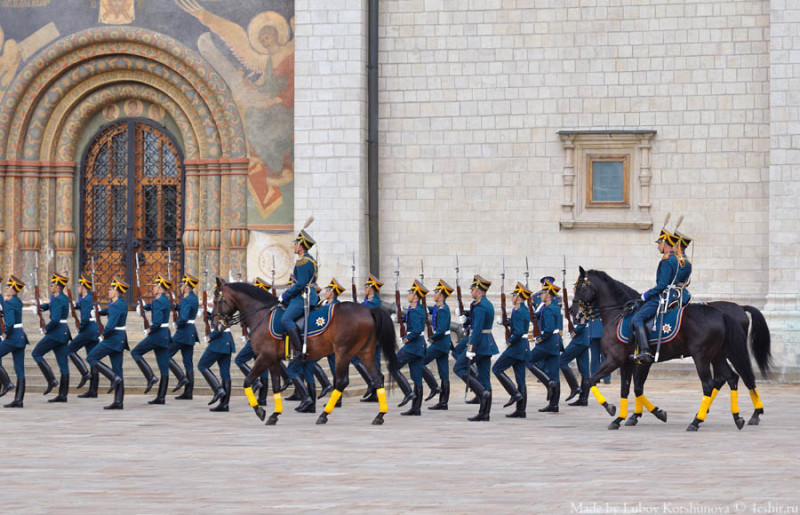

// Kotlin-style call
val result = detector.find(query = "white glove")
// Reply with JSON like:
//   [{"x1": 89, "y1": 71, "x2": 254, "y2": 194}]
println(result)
[
  {"x1": 390, "y1": 313, "x2": 398, "y2": 323},
  {"x1": 39, "y1": 327, "x2": 44, "y2": 334},
  {"x1": 204, "y1": 336, "x2": 209, "y2": 344},
  {"x1": 241, "y1": 335, "x2": 247, "y2": 344},
  {"x1": 98, "y1": 335, "x2": 104, "y2": 342},
  {"x1": 136, "y1": 304, "x2": 141, "y2": 315},
  {"x1": 495, "y1": 316, "x2": 504, "y2": 326},
  {"x1": 457, "y1": 315, "x2": 467, "y2": 325},
  {"x1": 207, "y1": 307, "x2": 214, "y2": 316},
  {"x1": 466, "y1": 350, "x2": 476, "y2": 360},
  {"x1": 641, "y1": 293, "x2": 647, "y2": 301}
]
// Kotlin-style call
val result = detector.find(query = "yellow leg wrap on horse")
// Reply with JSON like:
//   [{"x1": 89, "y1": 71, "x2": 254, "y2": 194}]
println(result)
[
  {"x1": 619, "y1": 398, "x2": 628, "y2": 419},
  {"x1": 590, "y1": 386, "x2": 607, "y2": 405},
  {"x1": 710, "y1": 388, "x2": 719, "y2": 404},
  {"x1": 324, "y1": 389, "x2": 343, "y2": 414},
  {"x1": 730, "y1": 390, "x2": 740, "y2": 415},
  {"x1": 749, "y1": 388, "x2": 764, "y2": 410},
  {"x1": 245, "y1": 387, "x2": 258, "y2": 407},
  {"x1": 696, "y1": 395, "x2": 712, "y2": 421},
  {"x1": 377, "y1": 387, "x2": 388, "y2": 413},
  {"x1": 273, "y1": 393, "x2": 284, "y2": 414},
  {"x1": 633, "y1": 395, "x2": 643, "y2": 414}
]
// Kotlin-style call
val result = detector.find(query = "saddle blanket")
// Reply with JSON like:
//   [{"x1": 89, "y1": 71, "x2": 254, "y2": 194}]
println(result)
[
  {"x1": 268, "y1": 304, "x2": 337, "y2": 340},
  {"x1": 616, "y1": 305, "x2": 686, "y2": 345}
]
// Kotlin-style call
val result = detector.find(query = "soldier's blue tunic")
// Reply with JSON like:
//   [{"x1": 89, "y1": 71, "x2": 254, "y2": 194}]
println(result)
[
  {"x1": 632, "y1": 252, "x2": 679, "y2": 330},
  {"x1": 452, "y1": 300, "x2": 475, "y2": 379},
  {"x1": 676, "y1": 257, "x2": 692, "y2": 305},
  {"x1": 492, "y1": 303, "x2": 530, "y2": 386},
  {"x1": 280, "y1": 254, "x2": 319, "y2": 333},
  {"x1": 87, "y1": 297, "x2": 128, "y2": 377},
  {"x1": 528, "y1": 300, "x2": 562, "y2": 383},
  {"x1": 352, "y1": 295, "x2": 382, "y2": 372},
  {"x1": 0, "y1": 295, "x2": 28, "y2": 377},
  {"x1": 169, "y1": 291, "x2": 199, "y2": 373},
  {"x1": 397, "y1": 302, "x2": 426, "y2": 385},
  {"x1": 68, "y1": 292, "x2": 99, "y2": 357},
  {"x1": 32, "y1": 291, "x2": 71, "y2": 374},
  {"x1": 560, "y1": 319, "x2": 590, "y2": 378},
  {"x1": 198, "y1": 328, "x2": 236, "y2": 381},
  {"x1": 587, "y1": 308, "x2": 609, "y2": 380},
  {"x1": 423, "y1": 302, "x2": 451, "y2": 380},
  {"x1": 131, "y1": 293, "x2": 172, "y2": 375},
  {"x1": 467, "y1": 296, "x2": 499, "y2": 390}
]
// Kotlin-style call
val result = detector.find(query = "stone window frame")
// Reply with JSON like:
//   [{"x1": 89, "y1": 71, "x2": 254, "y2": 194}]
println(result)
[{"x1": 558, "y1": 130, "x2": 656, "y2": 230}]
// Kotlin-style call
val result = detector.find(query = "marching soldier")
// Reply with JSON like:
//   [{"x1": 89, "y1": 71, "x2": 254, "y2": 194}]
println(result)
[
  {"x1": 561, "y1": 299, "x2": 591, "y2": 407},
  {"x1": 1, "y1": 276, "x2": 28, "y2": 408},
  {"x1": 315, "y1": 278, "x2": 342, "y2": 403},
  {"x1": 464, "y1": 275, "x2": 498, "y2": 421},
  {"x1": 394, "y1": 279, "x2": 428, "y2": 416},
  {"x1": 425, "y1": 280, "x2": 453, "y2": 410},
  {"x1": 131, "y1": 274, "x2": 173, "y2": 404},
  {"x1": 198, "y1": 310, "x2": 235, "y2": 412},
  {"x1": 169, "y1": 273, "x2": 200, "y2": 400},
  {"x1": 87, "y1": 277, "x2": 129, "y2": 410},
  {"x1": 587, "y1": 305, "x2": 608, "y2": 384},
  {"x1": 354, "y1": 274, "x2": 383, "y2": 402},
  {"x1": 278, "y1": 228, "x2": 319, "y2": 361},
  {"x1": 234, "y1": 277, "x2": 273, "y2": 406},
  {"x1": 71, "y1": 274, "x2": 100, "y2": 398},
  {"x1": 32, "y1": 272, "x2": 72, "y2": 403},
  {"x1": 530, "y1": 278, "x2": 563, "y2": 412},
  {"x1": 493, "y1": 282, "x2": 531, "y2": 418}
]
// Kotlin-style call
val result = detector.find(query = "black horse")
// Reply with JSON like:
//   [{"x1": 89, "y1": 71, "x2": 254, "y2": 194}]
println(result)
[{"x1": 572, "y1": 267, "x2": 761, "y2": 431}]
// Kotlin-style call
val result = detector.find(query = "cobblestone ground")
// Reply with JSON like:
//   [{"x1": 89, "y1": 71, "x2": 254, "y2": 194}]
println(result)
[{"x1": 0, "y1": 378, "x2": 798, "y2": 514}]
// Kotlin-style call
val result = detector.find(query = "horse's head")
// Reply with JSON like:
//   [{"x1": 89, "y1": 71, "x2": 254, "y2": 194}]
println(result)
[
  {"x1": 573, "y1": 266, "x2": 599, "y2": 317},
  {"x1": 213, "y1": 277, "x2": 238, "y2": 327}
]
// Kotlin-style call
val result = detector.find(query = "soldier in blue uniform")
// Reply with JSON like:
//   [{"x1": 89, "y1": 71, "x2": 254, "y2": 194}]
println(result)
[
  {"x1": 587, "y1": 306, "x2": 609, "y2": 384},
  {"x1": 131, "y1": 274, "x2": 173, "y2": 404},
  {"x1": 87, "y1": 277, "x2": 128, "y2": 410},
  {"x1": 32, "y1": 272, "x2": 72, "y2": 402},
  {"x1": 561, "y1": 298, "x2": 591, "y2": 407},
  {"x1": 70, "y1": 274, "x2": 100, "y2": 399},
  {"x1": 425, "y1": 280, "x2": 453, "y2": 410},
  {"x1": 393, "y1": 279, "x2": 428, "y2": 416},
  {"x1": 630, "y1": 228, "x2": 681, "y2": 363},
  {"x1": 354, "y1": 274, "x2": 383, "y2": 402},
  {"x1": 198, "y1": 307, "x2": 236, "y2": 412},
  {"x1": 1, "y1": 276, "x2": 28, "y2": 408},
  {"x1": 314, "y1": 278, "x2": 341, "y2": 400},
  {"x1": 279, "y1": 229, "x2": 319, "y2": 361},
  {"x1": 234, "y1": 277, "x2": 273, "y2": 406},
  {"x1": 530, "y1": 278, "x2": 563, "y2": 412},
  {"x1": 462, "y1": 275, "x2": 497, "y2": 421},
  {"x1": 493, "y1": 281, "x2": 532, "y2": 418},
  {"x1": 169, "y1": 273, "x2": 200, "y2": 400}
]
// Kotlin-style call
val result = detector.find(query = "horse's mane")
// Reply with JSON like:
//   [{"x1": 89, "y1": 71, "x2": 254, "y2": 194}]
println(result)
[
  {"x1": 226, "y1": 282, "x2": 277, "y2": 305},
  {"x1": 587, "y1": 270, "x2": 640, "y2": 300}
]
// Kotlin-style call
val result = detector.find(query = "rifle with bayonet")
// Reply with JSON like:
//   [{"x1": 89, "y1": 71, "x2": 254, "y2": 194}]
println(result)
[
  {"x1": 351, "y1": 253, "x2": 358, "y2": 303},
  {"x1": 525, "y1": 257, "x2": 541, "y2": 339},
  {"x1": 203, "y1": 254, "x2": 211, "y2": 338},
  {"x1": 64, "y1": 270, "x2": 81, "y2": 330},
  {"x1": 394, "y1": 258, "x2": 407, "y2": 338},
  {"x1": 90, "y1": 257, "x2": 104, "y2": 334},
  {"x1": 562, "y1": 255, "x2": 575, "y2": 335},
  {"x1": 167, "y1": 248, "x2": 178, "y2": 324},
  {"x1": 134, "y1": 252, "x2": 150, "y2": 332},
  {"x1": 419, "y1": 259, "x2": 433, "y2": 338},
  {"x1": 237, "y1": 267, "x2": 250, "y2": 341},
  {"x1": 500, "y1": 258, "x2": 511, "y2": 340},
  {"x1": 33, "y1": 258, "x2": 46, "y2": 331}
]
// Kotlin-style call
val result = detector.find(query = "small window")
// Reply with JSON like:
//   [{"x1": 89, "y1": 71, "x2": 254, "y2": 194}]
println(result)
[{"x1": 587, "y1": 156, "x2": 629, "y2": 207}]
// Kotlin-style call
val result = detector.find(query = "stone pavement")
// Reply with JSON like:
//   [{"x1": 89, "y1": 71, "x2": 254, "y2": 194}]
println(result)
[{"x1": 0, "y1": 378, "x2": 798, "y2": 513}]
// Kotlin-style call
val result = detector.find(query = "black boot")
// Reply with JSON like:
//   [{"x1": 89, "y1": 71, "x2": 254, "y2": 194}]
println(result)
[
  {"x1": 210, "y1": 379, "x2": 231, "y2": 412},
  {"x1": 569, "y1": 378, "x2": 590, "y2": 406},
  {"x1": 285, "y1": 384, "x2": 303, "y2": 401},
  {"x1": 78, "y1": 367, "x2": 99, "y2": 398},
  {"x1": 48, "y1": 374, "x2": 69, "y2": 403},
  {"x1": 238, "y1": 363, "x2": 263, "y2": 393},
  {"x1": 401, "y1": 384, "x2": 423, "y2": 416},
  {"x1": 466, "y1": 376, "x2": 489, "y2": 421},
  {"x1": 169, "y1": 359, "x2": 189, "y2": 392},
  {"x1": 104, "y1": 380, "x2": 124, "y2": 410},
  {"x1": 95, "y1": 362, "x2": 122, "y2": 394},
  {"x1": 314, "y1": 362, "x2": 333, "y2": 398},
  {"x1": 526, "y1": 362, "x2": 555, "y2": 401},
  {"x1": 257, "y1": 378, "x2": 269, "y2": 406},
  {"x1": 0, "y1": 365, "x2": 14, "y2": 398},
  {"x1": 201, "y1": 368, "x2": 225, "y2": 406},
  {"x1": 507, "y1": 387, "x2": 527, "y2": 418},
  {"x1": 285, "y1": 326, "x2": 305, "y2": 361},
  {"x1": 468, "y1": 390, "x2": 491, "y2": 422},
  {"x1": 69, "y1": 352, "x2": 91, "y2": 389},
  {"x1": 428, "y1": 380, "x2": 450, "y2": 410},
  {"x1": 134, "y1": 358, "x2": 158, "y2": 394},
  {"x1": 148, "y1": 375, "x2": 169, "y2": 404},
  {"x1": 562, "y1": 365, "x2": 580, "y2": 401},
  {"x1": 3, "y1": 378, "x2": 25, "y2": 408},
  {"x1": 354, "y1": 361, "x2": 378, "y2": 402},
  {"x1": 278, "y1": 363, "x2": 291, "y2": 392},
  {"x1": 175, "y1": 371, "x2": 194, "y2": 400},
  {"x1": 37, "y1": 361, "x2": 59, "y2": 396},
  {"x1": 496, "y1": 371, "x2": 523, "y2": 408},
  {"x1": 422, "y1": 367, "x2": 441, "y2": 401},
  {"x1": 393, "y1": 370, "x2": 416, "y2": 407},
  {"x1": 539, "y1": 382, "x2": 560, "y2": 412},
  {"x1": 294, "y1": 380, "x2": 315, "y2": 413},
  {"x1": 631, "y1": 325, "x2": 654, "y2": 364}
]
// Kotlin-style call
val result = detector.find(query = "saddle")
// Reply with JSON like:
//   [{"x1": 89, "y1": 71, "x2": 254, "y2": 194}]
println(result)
[
  {"x1": 269, "y1": 303, "x2": 337, "y2": 341},
  {"x1": 616, "y1": 305, "x2": 686, "y2": 345}
]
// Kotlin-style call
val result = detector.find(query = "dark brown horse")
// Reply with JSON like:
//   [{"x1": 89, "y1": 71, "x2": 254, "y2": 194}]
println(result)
[
  {"x1": 572, "y1": 267, "x2": 760, "y2": 431},
  {"x1": 214, "y1": 279, "x2": 398, "y2": 425}
]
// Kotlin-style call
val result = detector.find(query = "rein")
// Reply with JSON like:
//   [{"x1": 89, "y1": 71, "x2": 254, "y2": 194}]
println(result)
[{"x1": 218, "y1": 291, "x2": 275, "y2": 329}]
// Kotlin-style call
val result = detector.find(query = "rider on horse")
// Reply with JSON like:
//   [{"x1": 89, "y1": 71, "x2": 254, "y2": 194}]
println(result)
[{"x1": 279, "y1": 229, "x2": 319, "y2": 361}]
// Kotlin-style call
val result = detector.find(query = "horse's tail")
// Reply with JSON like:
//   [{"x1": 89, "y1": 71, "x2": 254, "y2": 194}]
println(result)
[
  {"x1": 722, "y1": 311, "x2": 756, "y2": 387},
  {"x1": 743, "y1": 305, "x2": 772, "y2": 378},
  {"x1": 371, "y1": 307, "x2": 398, "y2": 373}
]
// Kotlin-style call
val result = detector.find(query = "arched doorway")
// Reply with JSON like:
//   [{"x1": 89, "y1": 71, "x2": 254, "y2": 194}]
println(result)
[{"x1": 79, "y1": 119, "x2": 185, "y2": 304}]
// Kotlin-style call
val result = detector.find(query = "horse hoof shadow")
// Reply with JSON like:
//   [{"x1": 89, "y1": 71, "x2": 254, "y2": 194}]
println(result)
[
  {"x1": 371, "y1": 413, "x2": 386, "y2": 425},
  {"x1": 254, "y1": 406, "x2": 266, "y2": 421},
  {"x1": 316, "y1": 413, "x2": 329, "y2": 425},
  {"x1": 624, "y1": 414, "x2": 641, "y2": 426},
  {"x1": 652, "y1": 408, "x2": 668, "y2": 423},
  {"x1": 608, "y1": 417, "x2": 623, "y2": 430},
  {"x1": 734, "y1": 415, "x2": 745, "y2": 430},
  {"x1": 603, "y1": 403, "x2": 616, "y2": 417},
  {"x1": 265, "y1": 413, "x2": 280, "y2": 426}
]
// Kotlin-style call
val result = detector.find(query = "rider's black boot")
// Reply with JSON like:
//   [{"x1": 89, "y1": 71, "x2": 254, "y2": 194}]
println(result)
[
  {"x1": 632, "y1": 325, "x2": 654, "y2": 364},
  {"x1": 285, "y1": 326, "x2": 305, "y2": 361}
]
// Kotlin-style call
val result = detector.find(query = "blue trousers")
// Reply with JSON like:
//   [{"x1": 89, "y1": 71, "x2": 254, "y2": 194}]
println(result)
[
  {"x1": 560, "y1": 342, "x2": 590, "y2": 378},
  {"x1": 286, "y1": 360, "x2": 315, "y2": 387},
  {"x1": 69, "y1": 330, "x2": 98, "y2": 355},
  {"x1": 0, "y1": 343, "x2": 26, "y2": 378},
  {"x1": 198, "y1": 349, "x2": 232, "y2": 381},
  {"x1": 131, "y1": 339, "x2": 170, "y2": 375},
  {"x1": 396, "y1": 349, "x2": 423, "y2": 386},
  {"x1": 87, "y1": 342, "x2": 124, "y2": 377},
  {"x1": 168, "y1": 341, "x2": 194, "y2": 373},
  {"x1": 32, "y1": 335, "x2": 69, "y2": 375},
  {"x1": 424, "y1": 347, "x2": 449, "y2": 381},
  {"x1": 234, "y1": 341, "x2": 269, "y2": 380},
  {"x1": 529, "y1": 347, "x2": 560, "y2": 384},
  {"x1": 589, "y1": 338, "x2": 611, "y2": 381},
  {"x1": 631, "y1": 298, "x2": 659, "y2": 329},
  {"x1": 493, "y1": 351, "x2": 526, "y2": 387}
]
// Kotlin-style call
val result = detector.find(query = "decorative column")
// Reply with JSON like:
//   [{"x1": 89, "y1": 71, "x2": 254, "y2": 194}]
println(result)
[
  {"x1": 559, "y1": 134, "x2": 575, "y2": 229},
  {"x1": 182, "y1": 160, "x2": 202, "y2": 276},
  {"x1": 227, "y1": 158, "x2": 249, "y2": 279},
  {"x1": 52, "y1": 162, "x2": 77, "y2": 278},
  {"x1": 17, "y1": 161, "x2": 41, "y2": 301},
  {"x1": 0, "y1": 161, "x2": 5, "y2": 270},
  {"x1": 204, "y1": 159, "x2": 222, "y2": 281},
  {"x1": 637, "y1": 133, "x2": 654, "y2": 226}
]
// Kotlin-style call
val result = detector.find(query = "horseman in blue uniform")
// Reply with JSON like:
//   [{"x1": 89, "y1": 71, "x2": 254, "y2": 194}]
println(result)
[
  {"x1": 199, "y1": 307, "x2": 236, "y2": 412},
  {"x1": 1, "y1": 275, "x2": 28, "y2": 408},
  {"x1": 493, "y1": 281, "x2": 532, "y2": 418},
  {"x1": 32, "y1": 272, "x2": 72, "y2": 403},
  {"x1": 465, "y1": 275, "x2": 498, "y2": 422},
  {"x1": 70, "y1": 274, "x2": 100, "y2": 399},
  {"x1": 170, "y1": 273, "x2": 200, "y2": 400},
  {"x1": 674, "y1": 229, "x2": 693, "y2": 306},
  {"x1": 425, "y1": 279, "x2": 453, "y2": 411},
  {"x1": 530, "y1": 278, "x2": 563, "y2": 413},
  {"x1": 131, "y1": 274, "x2": 173, "y2": 404},
  {"x1": 354, "y1": 274, "x2": 383, "y2": 402},
  {"x1": 630, "y1": 228, "x2": 681, "y2": 363},
  {"x1": 87, "y1": 277, "x2": 128, "y2": 410},
  {"x1": 279, "y1": 229, "x2": 319, "y2": 361}
]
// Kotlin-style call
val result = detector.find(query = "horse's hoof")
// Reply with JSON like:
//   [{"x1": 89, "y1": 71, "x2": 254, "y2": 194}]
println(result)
[
  {"x1": 607, "y1": 417, "x2": 623, "y2": 430},
  {"x1": 265, "y1": 413, "x2": 280, "y2": 426},
  {"x1": 254, "y1": 406, "x2": 266, "y2": 421},
  {"x1": 652, "y1": 408, "x2": 668, "y2": 423},
  {"x1": 316, "y1": 413, "x2": 329, "y2": 425},
  {"x1": 625, "y1": 414, "x2": 641, "y2": 426},
  {"x1": 734, "y1": 416, "x2": 745, "y2": 430},
  {"x1": 748, "y1": 416, "x2": 760, "y2": 426},
  {"x1": 603, "y1": 403, "x2": 616, "y2": 417},
  {"x1": 686, "y1": 424, "x2": 699, "y2": 432},
  {"x1": 371, "y1": 412, "x2": 386, "y2": 425}
]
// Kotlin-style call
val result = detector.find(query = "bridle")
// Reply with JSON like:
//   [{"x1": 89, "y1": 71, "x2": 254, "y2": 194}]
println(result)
[
  {"x1": 216, "y1": 289, "x2": 274, "y2": 329},
  {"x1": 575, "y1": 276, "x2": 628, "y2": 321}
]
